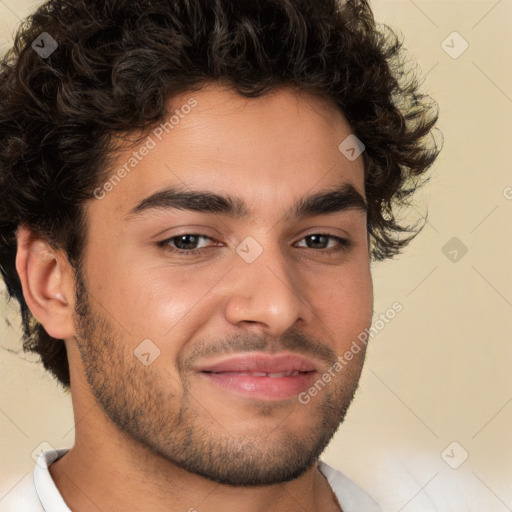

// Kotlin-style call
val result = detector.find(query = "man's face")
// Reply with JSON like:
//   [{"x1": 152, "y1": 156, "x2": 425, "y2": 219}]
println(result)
[{"x1": 73, "y1": 85, "x2": 373, "y2": 486}]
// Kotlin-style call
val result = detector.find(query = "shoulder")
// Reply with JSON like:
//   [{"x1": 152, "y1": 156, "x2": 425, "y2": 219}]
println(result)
[
  {"x1": 0, "y1": 472, "x2": 44, "y2": 512},
  {"x1": 318, "y1": 460, "x2": 383, "y2": 512},
  {"x1": 0, "y1": 448, "x2": 71, "y2": 512}
]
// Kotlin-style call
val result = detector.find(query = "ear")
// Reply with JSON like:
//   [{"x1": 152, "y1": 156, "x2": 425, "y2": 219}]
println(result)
[{"x1": 15, "y1": 225, "x2": 77, "y2": 339}]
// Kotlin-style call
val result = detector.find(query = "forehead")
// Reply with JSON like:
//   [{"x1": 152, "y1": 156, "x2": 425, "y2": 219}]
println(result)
[{"x1": 92, "y1": 84, "x2": 365, "y2": 220}]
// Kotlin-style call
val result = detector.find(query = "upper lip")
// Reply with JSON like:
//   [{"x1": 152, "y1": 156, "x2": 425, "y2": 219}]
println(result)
[{"x1": 196, "y1": 353, "x2": 318, "y2": 374}]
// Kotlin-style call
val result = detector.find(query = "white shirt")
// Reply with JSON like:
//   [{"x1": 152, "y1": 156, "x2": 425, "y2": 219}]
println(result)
[{"x1": 0, "y1": 449, "x2": 382, "y2": 511}]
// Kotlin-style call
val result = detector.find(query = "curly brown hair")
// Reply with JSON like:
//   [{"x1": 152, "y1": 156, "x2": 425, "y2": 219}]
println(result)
[{"x1": 0, "y1": 0, "x2": 440, "y2": 389}]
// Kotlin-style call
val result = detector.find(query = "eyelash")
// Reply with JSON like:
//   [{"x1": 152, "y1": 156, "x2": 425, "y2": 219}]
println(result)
[{"x1": 156, "y1": 233, "x2": 351, "y2": 258}]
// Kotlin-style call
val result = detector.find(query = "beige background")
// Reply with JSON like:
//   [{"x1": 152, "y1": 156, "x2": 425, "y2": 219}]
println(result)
[{"x1": 1, "y1": 1, "x2": 511, "y2": 510}]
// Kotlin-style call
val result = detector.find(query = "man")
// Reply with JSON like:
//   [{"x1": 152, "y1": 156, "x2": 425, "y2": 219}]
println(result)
[{"x1": 0, "y1": 0, "x2": 439, "y2": 510}]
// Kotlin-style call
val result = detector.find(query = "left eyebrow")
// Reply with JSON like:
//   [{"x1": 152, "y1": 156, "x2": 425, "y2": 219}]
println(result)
[{"x1": 124, "y1": 182, "x2": 367, "y2": 222}]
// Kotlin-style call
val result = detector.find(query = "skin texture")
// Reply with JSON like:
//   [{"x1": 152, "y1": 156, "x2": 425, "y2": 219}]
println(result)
[{"x1": 16, "y1": 84, "x2": 373, "y2": 512}]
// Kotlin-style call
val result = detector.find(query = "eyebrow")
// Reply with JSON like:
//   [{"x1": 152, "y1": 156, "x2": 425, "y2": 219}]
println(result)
[{"x1": 124, "y1": 182, "x2": 367, "y2": 222}]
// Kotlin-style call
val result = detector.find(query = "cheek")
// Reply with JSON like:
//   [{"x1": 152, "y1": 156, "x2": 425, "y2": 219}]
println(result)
[
  {"x1": 316, "y1": 261, "x2": 373, "y2": 344},
  {"x1": 117, "y1": 266, "x2": 223, "y2": 341}
]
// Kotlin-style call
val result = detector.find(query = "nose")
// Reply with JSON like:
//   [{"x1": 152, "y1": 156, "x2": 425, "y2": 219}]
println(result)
[{"x1": 223, "y1": 240, "x2": 314, "y2": 337}]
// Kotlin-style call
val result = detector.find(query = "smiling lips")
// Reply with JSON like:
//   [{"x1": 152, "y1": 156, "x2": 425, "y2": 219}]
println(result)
[{"x1": 197, "y1": 353, "x2": 319, "y2": 401}]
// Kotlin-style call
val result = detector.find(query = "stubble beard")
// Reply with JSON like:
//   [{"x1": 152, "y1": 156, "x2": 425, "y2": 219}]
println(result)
[{"x1": 72, "y1": 267, "x2": 364, "y2": 486}]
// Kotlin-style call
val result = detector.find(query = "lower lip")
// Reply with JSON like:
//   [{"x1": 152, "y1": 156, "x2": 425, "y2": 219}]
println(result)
[{"x1": 200, "y1": 371, "x2": 318, "y2": 401}]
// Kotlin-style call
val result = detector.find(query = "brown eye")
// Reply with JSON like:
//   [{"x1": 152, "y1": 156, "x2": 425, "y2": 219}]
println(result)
[
  {"x1": 156, "y1": 234, "x2": 216, "y2": 257},
  {"x1": 296, "y1": 234, "x2": 350, "y2": 252}
]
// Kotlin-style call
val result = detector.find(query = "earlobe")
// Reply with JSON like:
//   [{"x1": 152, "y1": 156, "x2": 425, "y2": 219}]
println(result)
[{"x1": 15, "y1": 225, "x2": 76, "y2": 339}]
